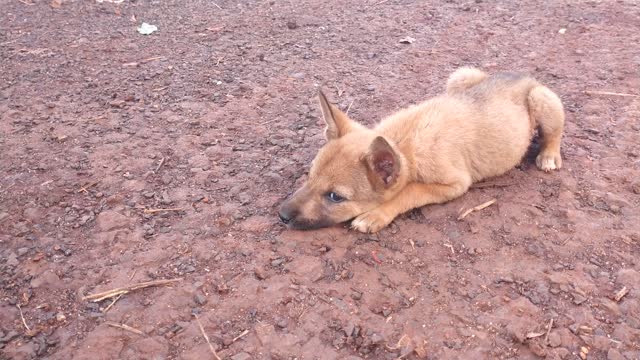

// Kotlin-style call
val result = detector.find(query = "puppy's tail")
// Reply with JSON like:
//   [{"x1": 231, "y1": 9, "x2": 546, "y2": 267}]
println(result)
[{"x1": 446, "y1": 67, "x2": 488, "y2": 95}]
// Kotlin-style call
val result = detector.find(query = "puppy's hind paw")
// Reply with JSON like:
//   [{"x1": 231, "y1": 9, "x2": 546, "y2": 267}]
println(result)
[
  {"x1": 351, "y1": 209, "x2": 393, "y2": 233},
  {"x1": 536, "y1": 151, "x2": 562, "y2": 172}
]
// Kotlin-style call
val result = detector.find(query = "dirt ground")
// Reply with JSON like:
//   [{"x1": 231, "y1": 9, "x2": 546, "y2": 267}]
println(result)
[{"x1": 1, "y1": 0, "x2": 639, "y2": 359}]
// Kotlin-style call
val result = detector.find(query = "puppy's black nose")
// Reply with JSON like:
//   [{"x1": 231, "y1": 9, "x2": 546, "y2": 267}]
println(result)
[{"x1": 279, "y1": 211, "x2": 292, "y2": 224}]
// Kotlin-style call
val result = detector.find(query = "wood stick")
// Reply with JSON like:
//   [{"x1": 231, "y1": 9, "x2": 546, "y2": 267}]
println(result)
[
  {"x1": 443, "y1": 243, "x2": 455, "y2": 254},
  {"x1": 82, "y1": 278, "x2": 183, "y2": 302},
  {"x1": 458, "y1": 198, "x2": 497, "y2": 220},
  {"x1": 345, "y1": 100, "x2": 355, "y2": 116},
  {"x1": 141, "y1": 56, "x2": 165, "y2": 64},
  {"x1": 103, "y1": 294, "x2": 123, "y2": 313},
  {"x1": 544, "y1": 318, "x2": 554, "y2": 345},
  {"x1": 154, "y1": 157, "x2": 165, "y2": 173},
  {"x1": 143, "y1": 207, "x2": 184, "y2": 214},
  {"x1": 77, "y1": 181, "x2": 99, "y2": 193},
  {"x1": 614, "y1": 286, "x2": 629, "y2": 302},
  {"x1": 16, "y1": 304, "x2": 32, "y2": 333},
  {"x1": 194, "y1": 314, "x2": 221, "y2": 360},
  {"x1": 106, "y1": 321, "x2": 145, "y2": 336},
  {"x1": 584, "y1": 90, "x2": 639, "y2": 98},
  {"x1": 232, "y1": 329, "x2": 249, "y2": 343}
]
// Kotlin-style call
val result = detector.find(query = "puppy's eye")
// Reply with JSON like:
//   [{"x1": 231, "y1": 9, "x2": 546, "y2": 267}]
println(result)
[{"x1": 326, "y1": 192, "x2": 346, "y2": 203}]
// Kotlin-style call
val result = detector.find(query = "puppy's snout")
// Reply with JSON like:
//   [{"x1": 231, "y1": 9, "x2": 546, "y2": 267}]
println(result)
[
  {"x1": 278, "y1": 210, "x2": 292, "y2": 224},
  {"x1": 278, "y1": 203, "x2": 298, "y2": 225}
]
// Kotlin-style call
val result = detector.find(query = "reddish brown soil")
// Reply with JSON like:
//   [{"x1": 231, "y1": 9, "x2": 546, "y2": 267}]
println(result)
[{"x1": 1, "y1": 1, "x2": 640, "y2": 359}]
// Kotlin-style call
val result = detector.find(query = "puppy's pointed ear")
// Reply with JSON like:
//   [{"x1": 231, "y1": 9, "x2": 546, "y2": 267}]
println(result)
[
  {"x1": 318, "y1": 90, "x2": 359, "y2": 141},
  {"x1": 363, "y1": 136, "x2": 401, "y2": 188}
]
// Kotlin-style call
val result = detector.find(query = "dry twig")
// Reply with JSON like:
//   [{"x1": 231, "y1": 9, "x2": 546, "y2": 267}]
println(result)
[
  {"x1": 106, "y1": 321, "x2": 145, "y2": 336},
  {"x1": 526, "y1": 331, "x2": 545, "y2": 339},
  {"x1": 232, "y1": 329, "x2": 249, "y2": 343},
  {"x1": 103, "y1": 294, "x2": 123, "y2": 313},
  {"x1": 544, "y1": 318, "x2": 554, "y2": 345},
  {"x1": 345, "y1": 100, "x2": 355, "y2": 116},
  {"x1": 154, "y1": 157, "x2": 165, "y2": 173},
  {"x1": 194, "y1": 313, "x2": 221, "y2": 360},
  {"x1": 143, "y1": 207, "x2": 184, "y2": 214},
  {"x1": 443, "y1": 243, "x2": 455, "y2": 254},
  {"x1": 141, "y1": 56, "x2": 165, "y2": 64},
  {"x1": 584, "y1": 90, "x2": 639, "y2": 98},
  {"x1": 16, "y1": 304, "x2": 32, "y2": 334},
  {"x1": 82, "y1": 278, "x2": 182, "y2": 302},
  {"x1": 614, "y1": 286, "x2": 629, "y2": 302},
  {"x1": 458, "y1": 198, "x2": 497, "y2": 220},
  {"x1": 77, "y1": 181, "x2": 99, "y2": 194}
]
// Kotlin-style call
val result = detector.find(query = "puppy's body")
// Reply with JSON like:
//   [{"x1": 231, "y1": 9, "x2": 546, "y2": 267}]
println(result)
[
  {"x1": 279, "y1": 68, "x2": 564, "y2": 233},
  {"x1": 379, "y1": 72, "x2": 541, "y2": 185}
]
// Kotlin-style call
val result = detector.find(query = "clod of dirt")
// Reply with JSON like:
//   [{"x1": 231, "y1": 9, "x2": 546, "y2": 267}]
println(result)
[
  {"x1": 572, "y1": 292, "x2": 587, "y2": 305},
  {"x1": 254, "y1": 266, "x2": 268, "y2": 280},
  {"x1": 255, "y1": 323, "x2": 275, "y2": 346},
  {"x1": 96, "y1": 211, "x2": 131, "y2": 232},
  {"x1": 607, "y1": 349, "x2": 625, "y2": 360},
  {"x1": 194, "y1": 292, "x2": 207, "y2": 305},
  {"x1": 399, "y1": 36, "x2": 416, "y2": 44},
  {"x1": 230, "y1": 352, "x2": 252, "y2": 360},
  {"x1": 216, "y1": 283, "x2": 230, "y2": 294},
  {"x1": 276, "y1": 318, "x2": 288, "y2": 329},
  {"x1": 286, "y1": 20, "x2": 298, "y2": 30}
]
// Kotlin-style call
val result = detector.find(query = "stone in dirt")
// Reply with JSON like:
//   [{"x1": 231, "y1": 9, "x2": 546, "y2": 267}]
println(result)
[
  {"x1": 96, "y1": 211, "x2": 131, "y2": 232},
  {"x1": 255, "y1": 323, "x2": 275, "y2": 346},
  {"x1": 231, "y1": 352, "x2": 252, "y2": 360},
  {"x1": 254, "y1": 266, "x2": 268, "y2": 280},
  {"x1": 284, "y1": 255, "x2": 323, "y2": 282},
  {"x1": 31, "y1": 270, "x2": 63, "y2": 289},
  {"x1": 241, "y1": 215, "x2": 273, "y2": 232},
  {"x1": 124, "y1": 336, "x2": 168, "y2": 359},
  {"x1": 607, "y1": 349, "x2": 624, "y2": 360}
]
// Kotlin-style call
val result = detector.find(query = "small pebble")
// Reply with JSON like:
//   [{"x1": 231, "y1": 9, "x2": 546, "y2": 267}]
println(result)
[
  {"x1": 254, "y1": 267, "x2": 267, "y2": 280},
  {"x1": 194, "y1": 293, "x2": 207, "y2": 305}
]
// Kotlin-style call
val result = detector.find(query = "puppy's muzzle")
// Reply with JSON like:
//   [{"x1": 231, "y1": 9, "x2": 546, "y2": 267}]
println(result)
[
  {"x1": 278, "y1": 203, "x2": 298, "y2": 225},
  {"x1": 278, "y1": 210, "x2": 293, "y2": 224}
]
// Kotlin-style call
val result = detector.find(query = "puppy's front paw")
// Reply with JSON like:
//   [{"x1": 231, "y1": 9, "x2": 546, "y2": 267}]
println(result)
[
  {"x1": 536, "y1": 151, "x2": 562, "y2": 172},
  {"x1": 351, "y1": 209, "x2": 394, "y2": 233}
]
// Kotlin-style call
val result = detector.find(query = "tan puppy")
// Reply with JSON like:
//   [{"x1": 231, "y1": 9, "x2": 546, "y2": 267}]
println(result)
[{"x1": 279, "y1": 67, "x2": 564, "y2": 233}]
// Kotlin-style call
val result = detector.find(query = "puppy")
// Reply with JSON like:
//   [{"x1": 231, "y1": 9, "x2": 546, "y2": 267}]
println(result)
[{"x1": 279, "y1": 67, "x2": 564, "y2": 233}]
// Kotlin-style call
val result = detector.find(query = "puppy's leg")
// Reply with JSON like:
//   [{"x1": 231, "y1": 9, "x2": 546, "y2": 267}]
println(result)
[
  {"x1": 528, "y1": 86, "x2": 565, "y2": 172},
  {"x1": 446, "y1": 67, "x2": 488, "y2": 95},
  {"x1": 352, "y1": 179, "x2": 471, "y2": 233}
]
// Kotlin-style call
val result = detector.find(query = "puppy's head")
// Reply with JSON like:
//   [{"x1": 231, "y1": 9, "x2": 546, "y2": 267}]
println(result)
[{"x1": 279, "y1": 91, "x2": 407, "y2": 230}]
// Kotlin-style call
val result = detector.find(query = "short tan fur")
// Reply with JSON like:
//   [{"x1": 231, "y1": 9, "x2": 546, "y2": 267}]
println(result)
[{"x1": 279, "y1": 67, "x2": 564, "y2": 233}]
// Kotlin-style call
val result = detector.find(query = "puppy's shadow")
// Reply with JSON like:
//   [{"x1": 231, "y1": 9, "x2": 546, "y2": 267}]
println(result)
[{"x1": 522, "y1": 135, "x2": 542, "y2": 168}]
